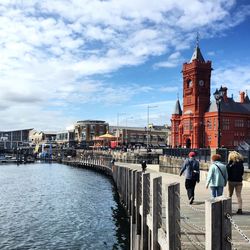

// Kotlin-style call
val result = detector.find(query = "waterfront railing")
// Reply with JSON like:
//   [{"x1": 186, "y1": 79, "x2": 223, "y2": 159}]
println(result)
[
  {"x1": 163, "y1": 148, "x2": 250, "y2": 168},
  {"x1": 61, "y1": 157, "x2": 248, "y2": 249}
]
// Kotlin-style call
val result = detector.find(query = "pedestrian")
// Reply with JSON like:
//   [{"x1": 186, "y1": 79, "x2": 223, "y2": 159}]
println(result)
[
  {"x1": 180, "y1": 151, "x2": 200, "y2": 204},
  {"x1": 141, "y1": 160, "x2": 147, "y2": 172},
  {"x1": 227, "y1": 151, "x2": 244, "y2": 214},
  {"x1": 206, "y1": 154, "x2": 228, "y2": 198},
  {"x1": 111, "y1": 158, "x2": 115, "y2": 169}
]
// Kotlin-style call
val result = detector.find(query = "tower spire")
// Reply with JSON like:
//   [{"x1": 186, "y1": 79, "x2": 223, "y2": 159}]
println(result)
[
  {"x1": 190, "y1": 32, "x2": 205, "y2": 63},
  {"x1": 173, "y1": 99, "x2": 182, "y2": 115},
  {"x1": 196, "y1": 31, "x2": 200, "y2": 48}
]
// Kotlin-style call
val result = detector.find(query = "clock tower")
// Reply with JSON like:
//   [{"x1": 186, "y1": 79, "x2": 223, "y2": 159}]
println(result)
[
  {"x1": 182, "y1": 43, "x2": 211, "y2": 115},
  {"x1": 181, "y1": 40, "x2": 212, "y2": 148},
  {"x1": 171, "y1": 38, "x2": 250, "y2": 150}
]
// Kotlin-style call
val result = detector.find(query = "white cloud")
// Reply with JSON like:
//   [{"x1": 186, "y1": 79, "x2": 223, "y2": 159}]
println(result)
[
  {"x1": 160, "y1": 86, "x2": 179, "y2": 92},
  {"x1": 0, "y1": 0, "x2": 250, "y2": 129},
  {"x1": 125, "y1": 100, "x2": 177, "y2": 127},
  {"x1": 154, "y1": 51, "x2": 183, "y2": 68},
  {"x1": 212, "y1": 65, "x2": 250, "y2": 100},
  {"x1": 207, "y1": 51, "x2": 216, "y2": 56}
]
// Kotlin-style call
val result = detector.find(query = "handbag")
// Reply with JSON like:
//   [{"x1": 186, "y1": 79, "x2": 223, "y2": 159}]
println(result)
[
  {"x1": 214, "y1": 163, "x2": 226, "y2": 185},
  {"x1": 188, "y1": 160, "x2": 199, "y2": 181}
]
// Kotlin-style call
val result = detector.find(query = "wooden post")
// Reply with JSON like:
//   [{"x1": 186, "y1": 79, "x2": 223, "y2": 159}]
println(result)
[
  {"x1": 125, "y1": 168, "x2": 128, "y2": 208},
  {"x1": 165, "y1": 182, "x2": 181, "y2": 250},
  {"x1": 141, "y1": 173, "x2": 150, "y2": 250},
  {"x1": 205, "y1": 198, "x2": 222, "y2": 250},
  {"x1": 131, "y1": 170, "x2": 137, "y2": 224},
  {"x1": 248, "y1": 149, "x2": 250, "y2": 169},
  {"x1": 121, "y1": 167, "x2": 124, "y2": 202},
  {"x1": 221, "y1": 197, "x2": 232, "y2": 250},
  {"x1": 119, "y1": 167, "x2": 122, "y2": 199},
  {"x1": 151, "y1": 176, "x2": 162, "y2": 250},
  {"x1": 136, "y1": 171, "x2": 142, "y2": 235},
  {"x1": 114, "y1": 165, "x2": 118, "y2": 184},
  {"x1": 127, "y1": 168, "x2": 130, "y2": 210},
  {"x1": 130, "y1": 170, "x2": 137, "y2": 250},
  {"x1": 117, "y1": 166, "x2": 121, "y2": 196},
  {"x1": 112, "y1": 164, "x2": 115, "y2": 181},
  {"x1": 124, "y1": 168, "x2": 127, "y2": 207},
  {"x1": 128, "y1": 169, "x2": 132, "y2": 216},
  {"x1": 122, "y1": 167, "x2": 125, "y2": 203}
]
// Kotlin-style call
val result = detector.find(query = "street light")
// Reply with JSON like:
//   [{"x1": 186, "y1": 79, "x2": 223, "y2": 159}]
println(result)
[
  {"x1": 147, "y1": 105, "x2": 158, "y2": 150},
  {"x1": 213, "y1": 86, "x2": 225, "y2": 149}
]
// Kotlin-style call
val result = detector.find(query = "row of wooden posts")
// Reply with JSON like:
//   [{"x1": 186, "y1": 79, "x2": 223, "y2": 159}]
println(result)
[
  {"x1": 112, "y1": 165, "x2": 232, "y2": 250},
  {"x1": 63, "y1": 156, "x2": 233, "y2": 250}
]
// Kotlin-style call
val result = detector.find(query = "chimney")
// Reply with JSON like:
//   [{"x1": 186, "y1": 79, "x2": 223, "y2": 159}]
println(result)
[
  {"x1": 222, "y1": 87, "x2": 228, "y2": 102},
  {"x1": 240, "y1": 91, "x2": 245, "y2": 103}
]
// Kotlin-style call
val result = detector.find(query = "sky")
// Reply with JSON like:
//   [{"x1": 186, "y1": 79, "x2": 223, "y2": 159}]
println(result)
[{"x1": 1, "y1": 0, "x2": 250, "y2": 131}]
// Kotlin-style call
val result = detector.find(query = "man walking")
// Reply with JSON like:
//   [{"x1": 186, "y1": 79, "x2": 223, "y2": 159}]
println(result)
[{"x1": 180, "y1": 151, "x2": 200, "y2": 204}]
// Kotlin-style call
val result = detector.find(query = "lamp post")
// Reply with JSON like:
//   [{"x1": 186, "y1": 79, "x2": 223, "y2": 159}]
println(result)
[
  {"x1": 147, "y1": 105, "x2": 158, "y2": 150},
  {"x1": 213, "y1": 86, "x2": 225, "y2": 149}
]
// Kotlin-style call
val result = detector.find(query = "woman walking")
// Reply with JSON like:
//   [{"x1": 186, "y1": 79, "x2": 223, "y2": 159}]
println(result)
[
  {"x1": 180, "y1": 151, "x2": 200, "y2": 204},
  {"x1": 227, "y1": 151, "x2": 244, "y2": 214},
  {"x1": 206, "y1": 154, "x2": 228, "y2": 198}
]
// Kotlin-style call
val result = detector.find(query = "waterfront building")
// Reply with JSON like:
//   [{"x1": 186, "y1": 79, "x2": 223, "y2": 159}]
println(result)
[
  {"x1": 74, "y1": 120, "x2": 109, "y2": 147},
  {"x1": 0, "y1": 128, "x2": 33, "y2": 149},
  {"x1": 109, "y1": 125, "x2": 170, "y2": 147},
  {"x1": 56, "y1": 130, "x2": 75, "y2": 147},
  {"x1": 29, "y1": 130, "x2": 57, "y2": 145},
  {"x1": 171, "y1": 42, "x2": 250, "y2": 149}
]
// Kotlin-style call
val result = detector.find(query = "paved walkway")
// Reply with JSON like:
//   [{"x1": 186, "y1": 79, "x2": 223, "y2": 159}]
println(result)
[{"x1": 117, "y1": 162, "x2": 250, "y2": 249}]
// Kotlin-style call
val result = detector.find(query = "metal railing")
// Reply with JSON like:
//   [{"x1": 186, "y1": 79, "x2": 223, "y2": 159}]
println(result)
[
  {"x1": 163, "y1": 148, "x2": 250, "y2": 168},
  {"x1": 162, "y1": 148, "x2": 211, "y2": 162}
]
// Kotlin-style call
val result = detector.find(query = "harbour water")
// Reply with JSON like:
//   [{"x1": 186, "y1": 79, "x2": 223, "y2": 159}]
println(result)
[{"x1": 0, "y1": 163, "x2": 129, "y2": 250}]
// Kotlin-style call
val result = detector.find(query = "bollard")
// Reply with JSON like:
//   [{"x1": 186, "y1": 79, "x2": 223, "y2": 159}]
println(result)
[
  {"x1": 248, "y1": 149, "x2": 250, "y2": 169},
  {"x1": 127, "y1": 169, "x2": 132, "y2": 216},
  {"x1": 131, "y1": 170, "x2": 137, "y2": 224},
  {"x1": 205, "y1": 197, "x2": 232, "y2": 250},
  {"x1": 151, "y1": 176, "x2": 162, "y2": 250},
  {"x1": 165, "y1": 182, "x2": 181, "y2": 250},
  {"x1": 136, "y1": 171, "x2": 142, "y2": 235},
  {"x1": 141, "y1": 173, "x2": 150, "y2": 250}
]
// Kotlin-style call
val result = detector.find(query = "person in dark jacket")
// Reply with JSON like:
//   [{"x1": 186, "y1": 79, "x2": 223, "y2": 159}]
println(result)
[
  {"x1": 180, "y1": 151, "x2": 200, "y2": 204},
  {"x1": 141, "y1": 160, "x2": 147, "y2": 172},
  {"x1": 227, "y1": 151, "x2": 244, "y2": 214}
]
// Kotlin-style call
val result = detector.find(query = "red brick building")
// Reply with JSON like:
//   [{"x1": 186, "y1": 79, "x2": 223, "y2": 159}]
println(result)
[{"x1": 171, "y1": 43, "x2": 250, "y2": 149}]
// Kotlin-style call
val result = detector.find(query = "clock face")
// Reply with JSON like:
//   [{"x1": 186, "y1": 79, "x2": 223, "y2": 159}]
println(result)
[
  {"x1": 199, "y1": 80, "x2": 204, "y2": 86},
  {"x1": 187, "y1": 79, "x2": 192, "y2": 88}
]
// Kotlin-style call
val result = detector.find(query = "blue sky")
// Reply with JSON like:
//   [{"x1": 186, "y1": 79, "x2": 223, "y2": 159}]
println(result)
[{"x1": 0, "y1": 0, "x2": 250, "y2": 131}]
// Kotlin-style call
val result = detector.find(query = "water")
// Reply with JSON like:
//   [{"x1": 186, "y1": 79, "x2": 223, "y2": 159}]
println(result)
[{"x1": 0, "y1": 163, "x2": 129, "y2": 250}]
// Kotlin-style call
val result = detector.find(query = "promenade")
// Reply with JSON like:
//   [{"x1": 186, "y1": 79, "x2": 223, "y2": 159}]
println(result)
[{"x1": 117, "y1": 162, "x2": 250, "y2": 250}]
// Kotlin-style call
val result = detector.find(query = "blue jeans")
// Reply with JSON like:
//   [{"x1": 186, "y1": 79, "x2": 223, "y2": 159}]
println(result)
[{"x1": 210, "y1": 186, "x2": 224, "y2": 198}]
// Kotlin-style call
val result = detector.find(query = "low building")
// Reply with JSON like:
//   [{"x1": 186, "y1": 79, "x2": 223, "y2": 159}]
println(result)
[
  {"x1": 56, "y1": 130, "x2": 75, "y2": 147},
  {"x1": 29, "y1": 130, "x2": 57, "y2": 145},
  {"x1": 0, "y1": 128, "x2": 33, "y2": 149},
  {"x1": 74, "y1": 120, "x2": 109, "y2": 147},
  {"x1": 109, "y1": 125, "x2": 170, "y2": 147}
]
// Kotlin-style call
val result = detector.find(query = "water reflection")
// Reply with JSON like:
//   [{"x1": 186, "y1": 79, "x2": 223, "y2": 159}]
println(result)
[
  {"x1": 0, "y1": 163, "x2": 130, "y2": 250},
  {"x1": 111, "y1": 184, "x2": 130, "y2": 249}
]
